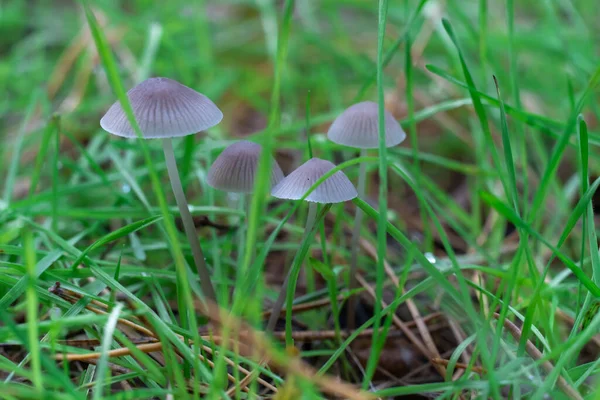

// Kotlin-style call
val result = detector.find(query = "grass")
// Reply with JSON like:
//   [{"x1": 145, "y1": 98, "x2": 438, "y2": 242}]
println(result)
[{"x1": 1, "y1": 0, "x2": 600, "y2": 398}]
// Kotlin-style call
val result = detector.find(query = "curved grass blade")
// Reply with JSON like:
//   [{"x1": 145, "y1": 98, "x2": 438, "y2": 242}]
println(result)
[
  {"x1": 361, "y1": 0, "x2": 391, "y2": 388},
  {"x1": 92, "y1": 303, "x2": 123, "y2": 400},
  {"x1": 67, "y1": 215, "x2": 162, "y2": 270},
  {"x1": 0, "y1": 249, "x2": 62, "y2": 310},
  {"x1": 480, "y1": 190, "x2": 600, "y2": 298}
]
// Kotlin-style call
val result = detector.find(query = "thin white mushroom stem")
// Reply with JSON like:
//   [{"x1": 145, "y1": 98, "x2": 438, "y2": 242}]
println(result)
[
  {"x1": 304, "y1": 202, "x2": 318, "y2": 241},
  {"x1": 347, "y1": 148, "x2": 368, "y2": 329},
  {"x1": 265, "y1": 202, "x2": 318, "y2": 333},
  {"x1": 162, "y1": 138, "x2": 217, "y2": 302}
]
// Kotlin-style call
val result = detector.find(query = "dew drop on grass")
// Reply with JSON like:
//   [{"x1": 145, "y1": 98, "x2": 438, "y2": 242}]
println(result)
[{"x1": 425, "y1": 252, "x2": 436, "y2": 264}]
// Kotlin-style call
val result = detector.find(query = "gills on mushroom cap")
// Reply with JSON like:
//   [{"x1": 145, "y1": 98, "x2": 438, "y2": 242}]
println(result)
[
  {"x1": 207, "y1": 140, "x2": 285, "y2": 193},
  {"x1": 100, "y1": 77, "x2": 223, "y2": 139},
  {"x1": 271, "y1": 157, "x2": 357, "y2": 203},
  {"x1": 327, "y1": 101, "x2": 406, "y2": 149}
]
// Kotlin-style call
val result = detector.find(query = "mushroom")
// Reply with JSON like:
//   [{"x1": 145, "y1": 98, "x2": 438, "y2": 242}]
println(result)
[
  {"x1": 327, "y1": 101, "x2": 406, "y2": 327},
  {"x1": 206, "y1": 140, "x2": 284, "y2": 264},
  {"x1": 327, "y1": 101, "x2": 406, "y2": 149},
  {"x1": 100, "y1": 77, "x2": 221, "y2": 302},
  {"x1": 265, "y1": 157, "x2": 357, "y2": 332},
  {"x1": 207, "y1": 140, "x2": 284, "y2": 195}
]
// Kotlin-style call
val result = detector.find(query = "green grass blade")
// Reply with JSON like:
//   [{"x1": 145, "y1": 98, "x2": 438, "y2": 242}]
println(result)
[
  {"x1": 92, "y1": 303, "x2": 123, "y2": 400},
  {"x1": 480, "y1": 190, "x2": 600, "y2": 297},
  {"x1": 23, "y1": 229, "x2": 42, "y2": 393},
  {"x1": 493, "y1": 76, "x2": 519, "y2": 213},
  {"x1": 285, "y1": 204, "x2": 331, "y2": 346},
  {"x1": 353, "y1": 0, "x2": 429, "y2": 101},
  {"x1": 425, "y1": 64, "x2": 566, "y2": 132},
  {"x1": 566, "y1": 117, "x2": 600, "y2": 369},
  {"x1": 530, "y1": 311, "x2": 600, "y2": 399},
  {"x1": 362, "y1": 0, "x2": 390, "y2": 387},
  {"x1": 305, "y1": 90, "x2": 313, "y2": 159},
  {"x1": 405, "y1": 30, "x2": 431, "y2": 251},
  {"x1": 442, "y1": 19, "x2": 510, "y2": 208},
  {"x1": 28, "y1": 115, "x2": 59, "y2": 198},
  {"x1": 3, "y1": 92, "x2": 39, "y2": 205},
  {"x1": 528, "y1": 66, "x2": 600, "y2": 223},
  {"x1": 0, "y1": 249, "x2": 62, "y2": 309},
  {"x1": 67, "y1": 215, "x2": 162, "y2": 270}
]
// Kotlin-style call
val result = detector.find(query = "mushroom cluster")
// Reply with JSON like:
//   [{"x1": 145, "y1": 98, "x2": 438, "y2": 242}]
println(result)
[{"x1": 100, "y1": 77, "x2": 404, "y2": 334}]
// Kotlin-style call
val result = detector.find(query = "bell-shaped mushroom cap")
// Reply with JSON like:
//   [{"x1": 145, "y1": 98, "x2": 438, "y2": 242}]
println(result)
[
  {"x1": 207, "y1": 141, "x2": 285, "y2": 193},
  {"x1": 327, "y1": 101, "x2": 406, "y2": 149},
  {"x1": 271, "y1": 158, "x2": 357, "y2": 203},
  {"x1": 100, "y1": 77, "x2": 223, "y2": 139}
]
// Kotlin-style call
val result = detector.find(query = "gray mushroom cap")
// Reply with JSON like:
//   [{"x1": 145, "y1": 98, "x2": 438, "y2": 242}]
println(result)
[
  {"x1": 327, "y1": 101, "x2": 406, "y2": 149},
  {"x1": 207, "y1": 141, "x2": 285, "y2": 193},
  {"x1": 100, "y1": 77, "x2": 223, "y2": 139},
  {"x1": 270, "y1": 157, "x2": 357, "y2": 203}
]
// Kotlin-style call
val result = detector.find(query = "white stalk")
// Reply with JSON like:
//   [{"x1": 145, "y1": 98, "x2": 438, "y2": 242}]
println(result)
[
  {"x1": 265, "y1": 202, "x2": 317, "y2": 332},
  {"x1": 162, "y1": 138, "x2": 217, "y2": 302},
  {"x1": 347, "y1": 148, "x2": 368, "y2": 329}
]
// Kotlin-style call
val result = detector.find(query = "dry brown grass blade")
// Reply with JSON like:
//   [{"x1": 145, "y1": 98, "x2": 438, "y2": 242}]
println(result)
[
  {"x1": 54, "y1": 342, "x2": 163, "y2": 361},
  {"x1": 198, "y1": 299, "x2": 376, "y2": 400},
  {"x1": 57, "y1": 342, "x2": 246, "y2": 392},
  {"x1": 270, "y1": 312, "x2": 442, "y2": 341},
  {"x1": 431, "y1": 357, "x2": 486, "y2": 375},
  {"x1": 50, "y1": 283, "x2": 372, "y2": 397},
  {"x1": 48, "y1": 283, "x2": 276, "y2": 395},
  {"x1": 355, "y1": 274, "x2": 446, "y2": 379},
  {"x1": 47, "y1": 27, "x2": 90, "y2": 99},
  {"x1": 493, "y1": 313, "x2": 583, "y2": 400},
  {"x1": 50, "y1": 283, "x2": 156, "y2": 338},
  {"x1": 50, "y1": 283, "x2": 107, "y2": 309},
  {"x1": 194, "y1": 348, "x2": 253, "y2": 394},
  {"x1": 199, "y1": 343, "x2": 278, "y2": 394},
  {"x1": 177, "y1": 292, "x2": 347, "y2": 321},
  {"x1": 360, "y1": 238, "x2": 446, "y2": 378},
  {"x1": 223, "y1": 320, "x2": 426, "y2": 396},
  {"x1": 446, "y1": 317, "x2": 472, "y2": 381},
  {"x1": 56, "y1": 337, "x2": 157, "y2": 348},
  {"x1": 57, "y1": 51, "x2": 95, "y2": 114},
  {"x1": 80, "y1": 359, "x2": 132, "y2": 376},
  {"x1": 47, "y1": 9, "x2": 124, "y2": 101},
  {"x1": 555, "y1": 308, "x2": 600, "y2": 349},
  {"x1": 262, "y1": 293, "x2": 348, "y2": 318},
  {"x1": 225, "y1": 367, "x2": 257, "y2": 398}
]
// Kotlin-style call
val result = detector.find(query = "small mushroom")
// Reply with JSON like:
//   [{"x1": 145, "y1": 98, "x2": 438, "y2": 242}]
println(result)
[
  {"x1": 327, "y1": 101, "x2": 406, "y2": 149},
  {"x1": 100, "y1": 77, "x2": 220, "y2": 302},
  {"x1": 101, "y1": 77, "x2": 222, "y2": 139},
  {"x1": 270, "y1": 157, "x2": 358, "y2": 204},
  {"x1": 207, "y1": 140, "x2": 285, "y2": 267},
  {"x1": 207, "y1": 140, "x2": 284, "y2": 194},
  {"x1": 327, "y1": 101, "x2": 406, "y2": 328},
  {"x1": 266, "y1": 157, "x2": 357, "y2": 332}
]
